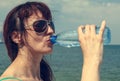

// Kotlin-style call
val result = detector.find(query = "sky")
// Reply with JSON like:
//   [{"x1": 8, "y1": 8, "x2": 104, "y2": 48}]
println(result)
[{"x1": 0, "y1": 0, "x2": 120, "y2": 44}]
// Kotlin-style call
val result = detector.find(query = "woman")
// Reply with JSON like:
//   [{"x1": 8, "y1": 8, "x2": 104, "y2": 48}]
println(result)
[{"x1": 0, "y1": 1, "x2": 106, "y2": 81}]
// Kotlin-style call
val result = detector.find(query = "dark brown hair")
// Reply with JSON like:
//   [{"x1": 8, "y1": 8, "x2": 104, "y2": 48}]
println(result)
[{"x1": 3, "y1": 1, "x2": 53, "y2": 81}]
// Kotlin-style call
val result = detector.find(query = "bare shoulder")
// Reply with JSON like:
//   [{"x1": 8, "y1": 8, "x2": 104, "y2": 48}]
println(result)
[
  {"x1": 0, "y1": 76, "x2": 3, "y2": 79},
  {"x1": 0, "y1": 72, "x2": 22, "y2": 81}
]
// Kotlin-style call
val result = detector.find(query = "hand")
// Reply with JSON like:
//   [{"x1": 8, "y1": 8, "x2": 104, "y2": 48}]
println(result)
[{"x1": 78, "y1": 20, "x2": 106, "y2": 63}]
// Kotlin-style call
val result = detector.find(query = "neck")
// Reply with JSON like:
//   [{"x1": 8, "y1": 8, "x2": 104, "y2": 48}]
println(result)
[{"x1": 11, "y1": 47, "x2": 43, "y2": 80}]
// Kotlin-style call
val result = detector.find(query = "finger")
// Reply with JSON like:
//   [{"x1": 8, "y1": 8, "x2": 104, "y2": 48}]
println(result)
[
  {"x1": 99, "y1": 20, "x2": 106, "y2": 37},
  {"x1": 91, "y1": 25, "x2": 96, "y2": 35},
  {"x1": 78, "y1": 25, "x2": 84, "y2": 38},
  {"x1": 85, "y1": 25, "x2": 90, "y2": 35}
]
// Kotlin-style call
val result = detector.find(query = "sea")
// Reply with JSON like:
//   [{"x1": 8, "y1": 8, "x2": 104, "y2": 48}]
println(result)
[{"x1": 0, "y1": 44, "x2": 120, "y2": 81}]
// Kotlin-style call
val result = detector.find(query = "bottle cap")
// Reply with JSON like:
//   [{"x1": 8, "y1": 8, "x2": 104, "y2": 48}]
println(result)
[{"x1": 50, "y1": 35, "x2": 57, "y2": 44}]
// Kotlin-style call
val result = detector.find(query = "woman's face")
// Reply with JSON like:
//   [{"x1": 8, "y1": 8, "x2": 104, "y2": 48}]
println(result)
[{"x1": 24, "y1": 12, "x2": 54, "y2": 54}]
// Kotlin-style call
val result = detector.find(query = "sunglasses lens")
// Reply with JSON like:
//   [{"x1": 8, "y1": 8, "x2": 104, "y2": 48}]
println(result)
[
  {"x1": 33, "y1": 20, "x2": 47, "y2": 33},
  {"x1": 33, "y1": 20, "x2": 55, "y2": 33}
]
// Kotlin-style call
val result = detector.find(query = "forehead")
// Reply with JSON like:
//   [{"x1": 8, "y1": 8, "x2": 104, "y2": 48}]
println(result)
[
  {"x1": 28, "y1": 12, "x2": 44, "y2": 21},
  {"x1": 25, "y1": 11, "x2": 44, "y2": 25}
]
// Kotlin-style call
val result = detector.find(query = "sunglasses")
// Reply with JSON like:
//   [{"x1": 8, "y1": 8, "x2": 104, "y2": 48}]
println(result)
[{"x1": 25, "y1": 20, "x2": 55, "y2": 34}]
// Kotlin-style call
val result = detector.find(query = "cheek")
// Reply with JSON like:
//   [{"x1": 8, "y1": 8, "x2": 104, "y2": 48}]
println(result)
[
  {"x1": 25, "y1": 34, "x2": 52, "y2": 53},
  {"x1": 34, "y1": 39, "x2": 53, "y2": 54},
  {"x1": 27, "y1": 35, "x2": 44, "y2": 48}
]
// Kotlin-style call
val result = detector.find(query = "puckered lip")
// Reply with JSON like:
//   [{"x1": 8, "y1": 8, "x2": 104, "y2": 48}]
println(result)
[
  {"x1": 46, "y1": 39, "x2": 52, "y2": 44},
  {"x1": 46, "y1": 39, "x2": 53, "y2": 48},
  {"x1": 46, "y1": 35, "x2": 53, "y2": 44}
]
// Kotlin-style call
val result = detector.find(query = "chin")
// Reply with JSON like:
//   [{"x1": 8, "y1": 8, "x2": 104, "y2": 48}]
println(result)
[
  {"x1": 42, "y1": 46, "x2": 53, "y2": 54},
  {"x1": 47, "y1": 47, "x2": 53, "y2": 53},
  {"x1": 42, "y1": 50, "x2": 53, "y2": 55}
]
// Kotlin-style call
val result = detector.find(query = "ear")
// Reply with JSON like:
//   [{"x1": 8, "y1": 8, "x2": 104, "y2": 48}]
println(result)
[{"x1": 11, "y1": 31, "x2": 21, "y2": 44}]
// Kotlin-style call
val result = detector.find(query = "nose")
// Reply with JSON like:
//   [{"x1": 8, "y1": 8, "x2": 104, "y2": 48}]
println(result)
[{"x1": 47, "y1": 25, "x2": 54, "y2": 34}]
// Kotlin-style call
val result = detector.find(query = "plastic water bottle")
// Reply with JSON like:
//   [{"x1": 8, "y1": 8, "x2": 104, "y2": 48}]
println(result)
[{"x1": 50, "y1": 27, "x2": 111, "y2": 48}]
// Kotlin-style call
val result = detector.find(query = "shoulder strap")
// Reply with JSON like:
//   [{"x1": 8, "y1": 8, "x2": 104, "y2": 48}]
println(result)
[{"x1": 0, "y1": 77, "x2": 22, "y2": 81}]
